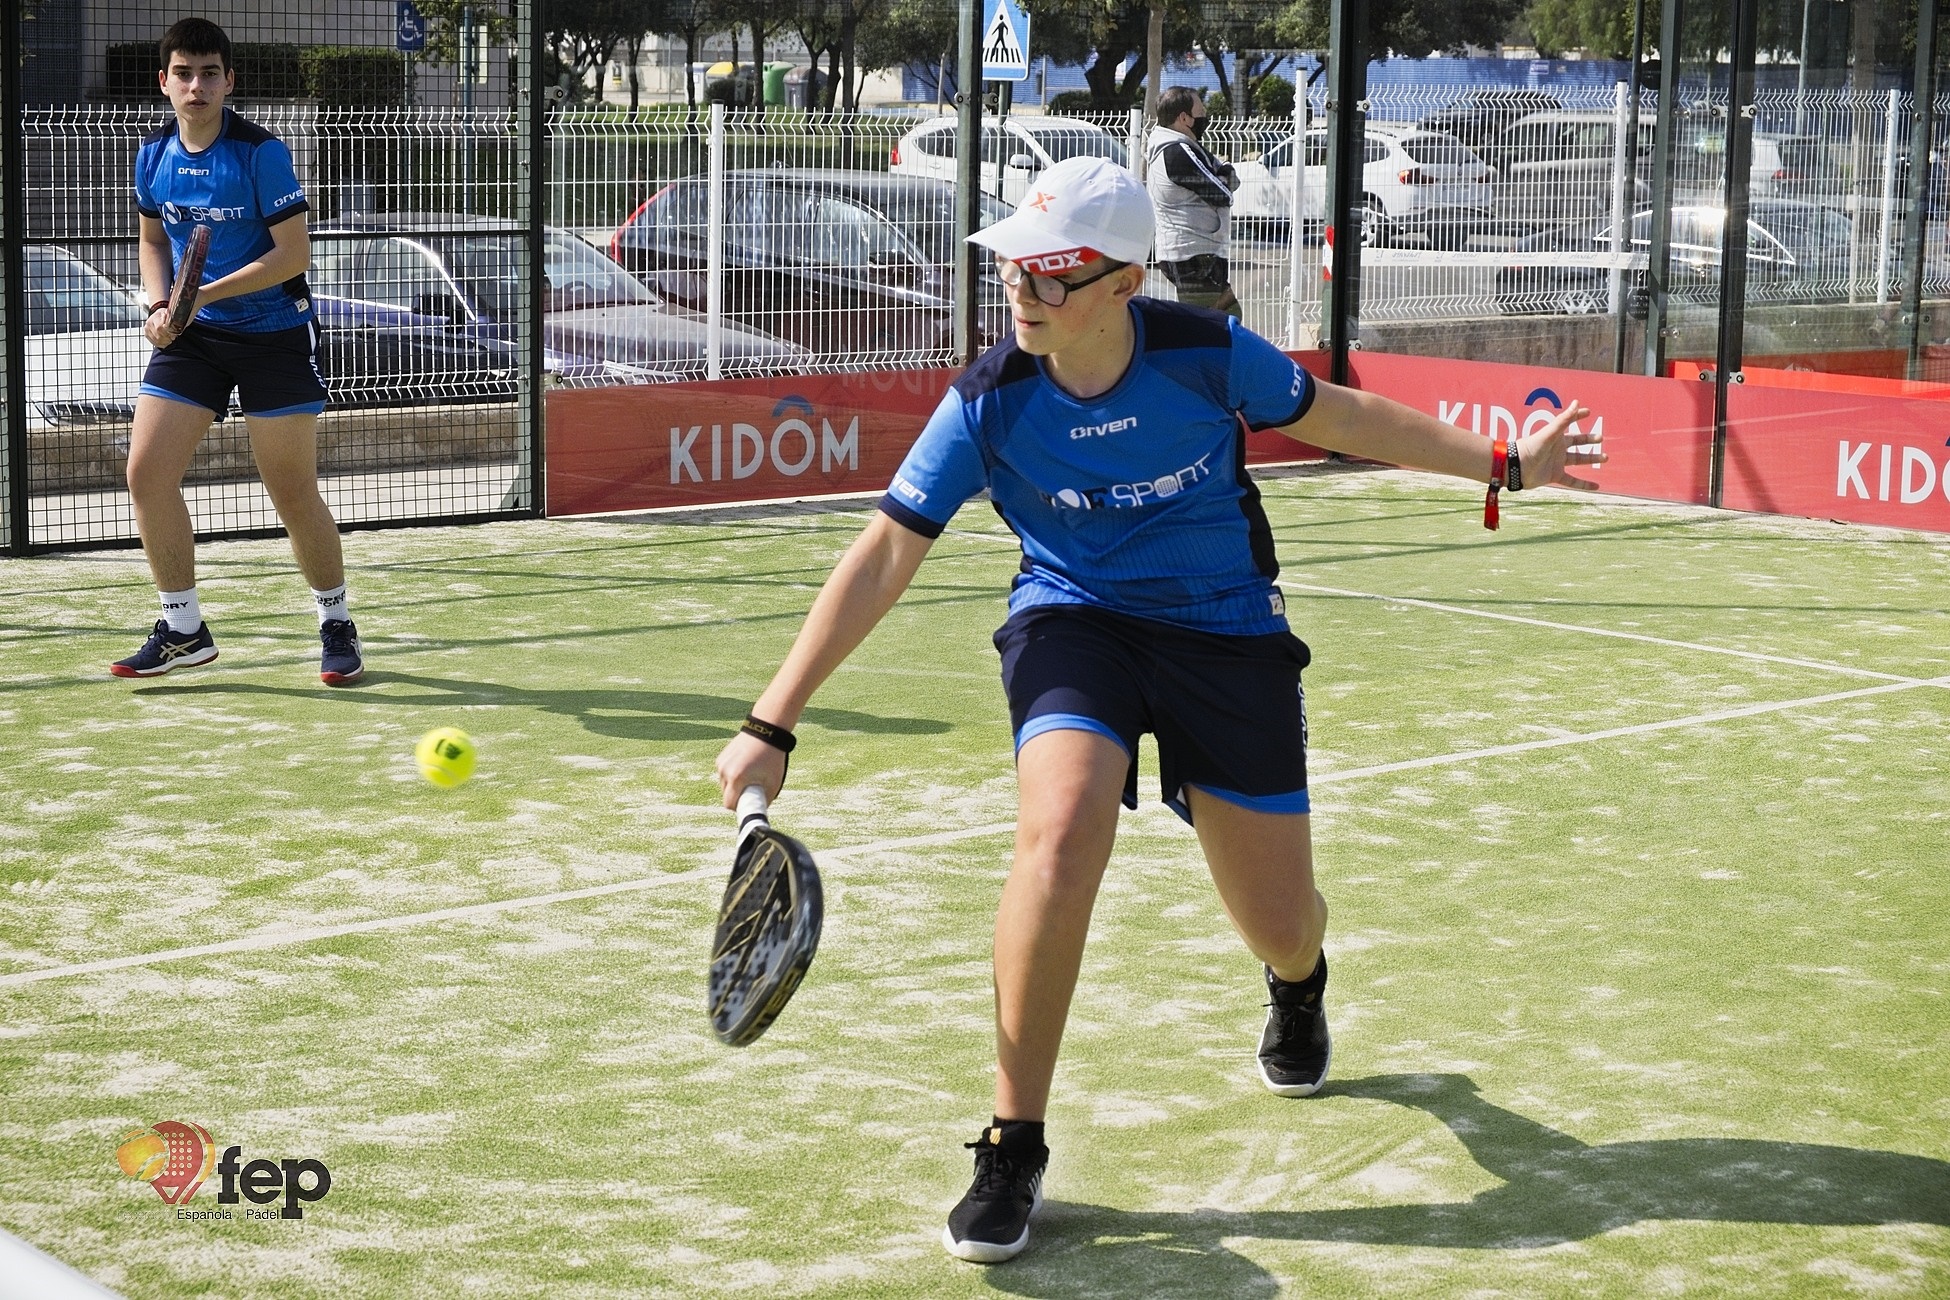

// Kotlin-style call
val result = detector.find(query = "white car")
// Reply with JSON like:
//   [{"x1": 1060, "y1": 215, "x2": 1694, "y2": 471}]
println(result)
[
  {"x1": 25, "y1": 246, "x2": 153, "y2": 431},
  {"x1": 890, "y1": 115, "x2": 1128, "y2": 205},
  {"x1": 1245, "y1": 124, "x2": 1494, "y2": 246}
]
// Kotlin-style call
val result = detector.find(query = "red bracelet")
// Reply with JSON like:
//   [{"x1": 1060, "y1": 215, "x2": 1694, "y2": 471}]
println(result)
[{"x1": 1485, "y1": 437, "x2": 1508, "y2": 530}]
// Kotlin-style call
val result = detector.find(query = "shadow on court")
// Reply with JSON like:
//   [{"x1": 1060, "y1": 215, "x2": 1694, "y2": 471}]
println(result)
[
  {"x1": 988, "y1": 1072, "x2": 1950, "y2": 1298},
  {"x1": 136, "y1": 672, "x2": 952, "y2": 743}
]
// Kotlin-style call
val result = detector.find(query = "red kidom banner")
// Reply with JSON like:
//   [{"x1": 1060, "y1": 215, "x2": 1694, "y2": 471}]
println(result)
[{"x1": 544, "y1": 357, "x2": 1332, "y2": 519}]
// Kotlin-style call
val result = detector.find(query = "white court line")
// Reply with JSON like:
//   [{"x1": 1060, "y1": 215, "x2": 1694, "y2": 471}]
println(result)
[
  {"x1": 1314, "y1": 675, "x2": 1950, "y2": 783},
  {"x1": 1283, "y1": 582, "x2": 1934, "y2": 685},
  {"x1": 0, "y1": 825, "x2": 1012, "y2": 989},
  {"x1": 6, "y1": 676, "x2": 1943, "y2": 989}
]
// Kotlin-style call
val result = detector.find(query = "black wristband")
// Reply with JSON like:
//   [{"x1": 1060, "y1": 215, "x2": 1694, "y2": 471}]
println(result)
[
  {"x1": 149, "y1": 300, "x2": 168, "y2": 315},
  {"x1": 740, "y1": 713, "x2": 797, "y2": 753},
  {"x1": 1505, "y1": 443, "x2": 1523, "y2": 492}
]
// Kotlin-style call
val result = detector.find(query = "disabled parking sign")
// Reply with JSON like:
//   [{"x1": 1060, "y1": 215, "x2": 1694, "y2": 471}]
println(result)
[{"x1": 982, "y1": 0, "x2": 1031, "y2": 82}]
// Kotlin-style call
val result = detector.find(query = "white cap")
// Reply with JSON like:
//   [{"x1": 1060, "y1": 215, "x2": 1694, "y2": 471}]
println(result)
[{"x1": 967, "y1": 155, "x2": 1155, "y2": 273}]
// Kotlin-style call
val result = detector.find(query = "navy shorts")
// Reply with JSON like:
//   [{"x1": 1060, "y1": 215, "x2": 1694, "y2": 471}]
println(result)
[
  {"x1": 141, "y1": 321, "x2": 328, "y2": 418},
  {"x1": 993, "y1": 604, "x2": 1312, "y2": 824}
]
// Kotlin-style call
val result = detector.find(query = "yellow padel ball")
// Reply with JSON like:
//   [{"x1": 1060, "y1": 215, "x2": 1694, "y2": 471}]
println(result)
[{"x1": 415, "y1": 727, "x2": 477, "y2": 788}]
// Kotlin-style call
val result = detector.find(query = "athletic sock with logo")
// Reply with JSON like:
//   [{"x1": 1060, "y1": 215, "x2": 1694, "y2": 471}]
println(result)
[
  {"x1": 159, "y1": 587, "x2": 201, "y2": 635},
  {"x1": 312, "y1": 584, "x2": 349, "y2": 626},
  {"x1": 990, "y1": 1118, "x2": 1046, "y2": 1151}
]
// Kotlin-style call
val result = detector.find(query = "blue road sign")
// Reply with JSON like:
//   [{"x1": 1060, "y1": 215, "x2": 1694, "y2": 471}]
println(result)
[
  {"x1": 982, "y1": 0, "x2": 1031, "y2": 82},
  {"x1": 397, "y1": 1, "x2": 427, "y2": 54}
]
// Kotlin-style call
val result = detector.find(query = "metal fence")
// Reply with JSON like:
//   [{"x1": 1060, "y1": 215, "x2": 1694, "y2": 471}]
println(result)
[{"x1": 3, "y1": 1, "x2": 1946, "y2": 552}]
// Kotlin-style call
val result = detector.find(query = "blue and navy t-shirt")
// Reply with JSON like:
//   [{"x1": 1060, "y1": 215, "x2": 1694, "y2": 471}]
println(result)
[
  {"x1": 879, "y1": 298, "x2": 1316, "y2": 637},
  {"x1": 132, "y1": 108, "x2": 313, "y2": 333}
]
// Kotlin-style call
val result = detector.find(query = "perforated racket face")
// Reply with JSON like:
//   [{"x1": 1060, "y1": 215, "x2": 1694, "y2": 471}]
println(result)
[
  {"x1": 708, "y1": 827, "x2": 822, "y2": 1047},
  {"x1": 167, "y1": 225, "x2": 212, "y2": 331}
]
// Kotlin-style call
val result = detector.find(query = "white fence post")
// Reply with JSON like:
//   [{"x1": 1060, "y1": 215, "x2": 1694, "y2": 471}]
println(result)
[
  {"x1": 1877, "y1": 87, "x2": 1900, "y2": 305},
  {"x1": 1608, "y1": 80, "x2": 1631, "y2": 316},
  {"x1": 1288, "y1": 89, "x2": 1309, "y2": 348},
  {"x1": 707, "y1": 102, "x2": 725, "y2": 382},
  {"x1": 1128, "y1": 107, "x2": 1145, "y2": 183}
]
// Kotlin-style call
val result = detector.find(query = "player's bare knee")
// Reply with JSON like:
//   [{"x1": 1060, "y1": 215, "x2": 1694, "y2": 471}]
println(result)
[{"x1": 125, "y1": 449, "x2": 185, "y2": 502}]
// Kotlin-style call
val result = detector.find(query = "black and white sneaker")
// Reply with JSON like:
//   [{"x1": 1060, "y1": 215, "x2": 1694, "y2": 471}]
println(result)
[
  {"x1": 110, "y1": 620, "x2": 218, "y2": 678},
  {"x1": 1258, "y1": 955, "x2": 1331, "y2": 1097},
  {"x1": 941, "y1": 1126, "x2": 1047, "y2": 1263},
  {"x1": 319, "y1": 618, "x2": 363, "y2": 686}
]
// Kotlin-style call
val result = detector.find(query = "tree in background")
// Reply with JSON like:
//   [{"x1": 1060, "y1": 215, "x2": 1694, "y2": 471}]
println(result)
[
  {"x1": 544, "y1": 0, "x2": 641, "y2": 102},
  {"x1": 657, "y1": 0, "x2": 725, "y2": 107},
  {"x1": 1187, "y1": 0, "x2": 1293, "y2": 124},
  {"x1": 860, "y1": 0, "x2": 956, "y2": 104},
  {"x1": 1276, "y1": 0, "x2": 1527, "y2": 57}
]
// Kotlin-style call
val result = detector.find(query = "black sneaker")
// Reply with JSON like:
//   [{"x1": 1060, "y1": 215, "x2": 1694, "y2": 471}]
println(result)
[
  {"x1": 110, "y1": 620, "x2": 218, "y2": 678},
  {"x1": 319, "y1": 618, "x2": 363, "y2": 686},
  {"x1": 1258, "y1": 956, "x2": 1331, "y2": 1097},
  {"x1": 941, "y1": 1126, "x2": 1047, "y2": 1263}
]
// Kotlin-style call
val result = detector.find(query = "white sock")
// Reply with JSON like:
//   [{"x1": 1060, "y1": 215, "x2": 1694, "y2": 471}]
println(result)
[
  {"x1": 312, "y1": 584, "x2": 349, "y2": 627},
  {"x1": 159, "y1": 587, "x2": 201, "y2": 635}
]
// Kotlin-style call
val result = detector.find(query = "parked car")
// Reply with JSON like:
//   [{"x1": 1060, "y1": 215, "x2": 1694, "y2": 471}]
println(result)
[
  {"x1": 1248, "y1": 124, "x2": 1494, "y2": 246},
  {"x1": 611, "y1": 170, "x2": 1011, "y2": 360},
  {"x1": 309, "y1": 215, "x2": 808, "y2": 406},
  {"x1": 1480, "y1": 109, "x2": 1656, "y2": 230},
  {"x1": 1677, "y1": 131, "x2": 1839, "y2": 200},
  {"x1": 1492, "y1": 199, "x2": 1865, "y2": 316},
  {"x1": 24, "y1": 244, "x2": 153, "y2": 430},
  {"x1": 1416, "y1": 89, "x2": 1562, "y2": 153},
  {"x1": 890, "y1": 115, "x2": 1128, "y2": 204}
]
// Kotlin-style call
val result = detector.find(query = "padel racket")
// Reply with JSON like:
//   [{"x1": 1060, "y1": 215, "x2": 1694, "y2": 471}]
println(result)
[
  {"x1": 708, "y1": 785, "x2": 822, "y2": 1047},
  {"x1": 166, "y1": 224, "x2": 212, "y2": 332}
]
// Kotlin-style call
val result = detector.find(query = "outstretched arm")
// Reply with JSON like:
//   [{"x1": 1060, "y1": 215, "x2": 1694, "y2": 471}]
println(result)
[
  {"x1": 713, "y1": 511, "x2": 935, "y2": 806},
  {"x1": 1286, "y1": 381, "x2": 1606, "y2": 493}
]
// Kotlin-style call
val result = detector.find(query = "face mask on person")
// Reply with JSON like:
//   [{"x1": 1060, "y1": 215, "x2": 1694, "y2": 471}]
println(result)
[{"x1": 1189, "y1": 115, "x2": 1208, "y2": 140}]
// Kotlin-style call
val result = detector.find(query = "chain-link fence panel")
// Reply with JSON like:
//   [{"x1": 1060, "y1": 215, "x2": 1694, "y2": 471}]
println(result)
[{"x1": 11, "y1": 3, "x2": 538, "y2": 550}]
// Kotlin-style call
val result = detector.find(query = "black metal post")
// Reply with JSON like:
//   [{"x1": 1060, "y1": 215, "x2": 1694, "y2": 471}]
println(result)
[
  {"x1": 1614, "y1": 0, "x2": 1650, "y2": 374},
  {"x1": 1709, "y1": 0, "x2": 1761, "y2": 508},
  {"x1": 1902, "y1": 0, "x2": 1940, "y2": 380},
  {"x1": 1641, "y1": 0, "x2": 1684, "y2": 379},
  {"x1": 1324, "y1": 0, "x2": 1367, "y2": 387},
  {"x1": 519, "y1": 0, "x2": 547, "y2": 515},
  {"x1": 954, "y1": 0, "x2": 983, "y2": 364},
  {"x1": 1, "y1": 0, "x2": 27, "y2": 553}
]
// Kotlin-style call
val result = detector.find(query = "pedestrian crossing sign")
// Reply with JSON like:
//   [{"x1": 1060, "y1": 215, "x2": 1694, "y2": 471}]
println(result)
[{"x1": 982, "y1": 0, "x2": 1031, "y2": 82}]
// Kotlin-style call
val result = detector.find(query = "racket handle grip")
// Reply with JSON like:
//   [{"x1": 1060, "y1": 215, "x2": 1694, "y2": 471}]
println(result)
[{"x1": 736, "y1": 784, "x2": 770, "y2": 827}]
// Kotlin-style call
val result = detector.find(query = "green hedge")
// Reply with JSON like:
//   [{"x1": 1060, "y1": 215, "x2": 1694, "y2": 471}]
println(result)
[
  {"x1": 100, "y1": 40, "x2": 402, "y2": 105},
  {"x1": 300, "y1": 47, "x2": 406, "y2": 107},
  {"x1": 104, "y1": 41, "x2": 307, "y2": 100}
]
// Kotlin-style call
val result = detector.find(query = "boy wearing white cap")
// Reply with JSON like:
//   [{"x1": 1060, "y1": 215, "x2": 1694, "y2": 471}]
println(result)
[{"x1": 714, "y1": 156, "x2": 1606, "y2": 1263}]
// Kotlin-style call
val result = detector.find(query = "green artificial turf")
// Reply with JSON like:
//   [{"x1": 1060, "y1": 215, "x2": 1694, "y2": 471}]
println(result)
[{"x1": 2, "y1": 467, "x2": 1945, "y2": 1298}]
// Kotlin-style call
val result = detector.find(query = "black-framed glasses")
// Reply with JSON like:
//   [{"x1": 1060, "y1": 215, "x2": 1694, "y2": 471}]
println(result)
[{"x1": 994, "y1": 256, "x2": 1127, "y2": 307}]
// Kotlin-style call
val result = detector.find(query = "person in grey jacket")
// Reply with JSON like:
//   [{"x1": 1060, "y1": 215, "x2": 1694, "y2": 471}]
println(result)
[{"x1": 1147, "y1": 86, "x2": 1241, "y2": 317}]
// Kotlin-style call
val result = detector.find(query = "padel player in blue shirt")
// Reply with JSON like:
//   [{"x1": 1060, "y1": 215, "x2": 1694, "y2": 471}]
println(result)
[
  {"x1": 111, "y1": 17, "x2": 362, "y2": 685},
  {"x1": 715, "y1": 155, "x2": 1607, "y2": 1263}
]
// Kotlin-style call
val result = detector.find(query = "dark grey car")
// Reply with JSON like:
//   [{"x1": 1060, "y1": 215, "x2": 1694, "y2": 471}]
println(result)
[
  {"x1": 310, "y1": 215, "x2": 808, "y2": 406},
  {"x1": 611, "y1": 170, "x2": 1011, "y2": 361},
  {"x1": 1493, "y1": 200, "x2": 1867, "y2": 316}
]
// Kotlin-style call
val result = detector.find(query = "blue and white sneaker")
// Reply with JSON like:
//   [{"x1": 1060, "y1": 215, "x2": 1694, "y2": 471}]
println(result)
[
  {"x1": 319, "y1": 618, "x2": 364, "y2": 686},
  {"x1": 110, "y1": 620, "x2": 218, "y2": 678}
]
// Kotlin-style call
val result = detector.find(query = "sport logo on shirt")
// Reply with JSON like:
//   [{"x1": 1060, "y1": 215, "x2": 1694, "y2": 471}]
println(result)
[
  {"x1": 162, "y1": 201, "x2": 245, "y2": 224},
  {"x1": 1042, "y1": 454, "x2": 1214, "y2": 510}
]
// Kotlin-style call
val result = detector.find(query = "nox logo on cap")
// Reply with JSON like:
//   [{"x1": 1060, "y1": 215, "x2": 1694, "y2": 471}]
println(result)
[{"x1": 1017, "y1": 249, "x2": 1097, "y2": 275}]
